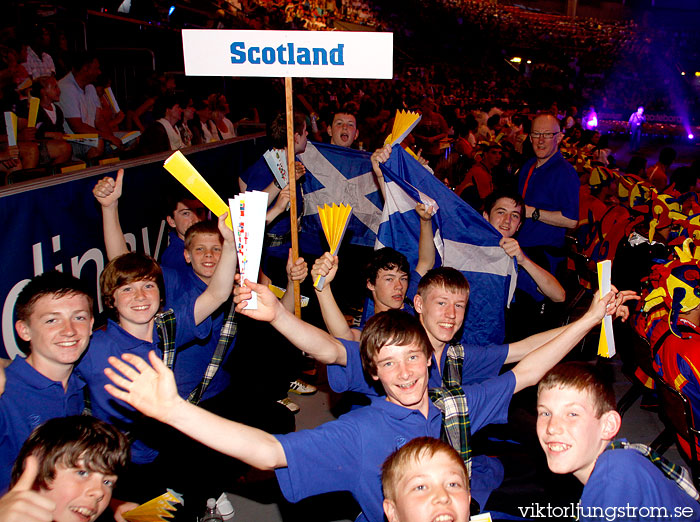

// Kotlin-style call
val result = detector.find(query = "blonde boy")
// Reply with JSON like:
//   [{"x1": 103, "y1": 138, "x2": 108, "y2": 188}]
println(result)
[{"x1": 382, "y1": 437, "x2": 470, "y2": 522}]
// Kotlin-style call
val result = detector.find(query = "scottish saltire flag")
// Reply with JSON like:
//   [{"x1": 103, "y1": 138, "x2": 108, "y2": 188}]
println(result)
[
  {"x1": 300, "y1": 142, "x2": 384, "y2": 248},
  {"x1": 377, "y1": 145, "x2": 517, "y2": 345}
]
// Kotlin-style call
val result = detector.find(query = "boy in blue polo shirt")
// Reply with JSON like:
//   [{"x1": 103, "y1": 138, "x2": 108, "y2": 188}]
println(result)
[
  {"x1": 93, "y1": 169, "x2": 307, "y2": 414},
  {"x1": 76, "y1": 212, "x2": 236, "y2": 501},
  {"x1": 101, "y1": 279, "x2": 622, "y2": 522},
  {"x1": 0, "y1": 272, "x2": 93, "y2": 493},
  {"x1": 537, "y1": 362, "x2": 700, "y2": 521},
  {"x1": 160, "y1": 188, "x2": 208, "y2": 273},
  {"x1": 310, "y1": 203, "x2": 435, "y2": 342},
  {"x1": 0, "y1": 415, "x2": 131, "y2": 522}
]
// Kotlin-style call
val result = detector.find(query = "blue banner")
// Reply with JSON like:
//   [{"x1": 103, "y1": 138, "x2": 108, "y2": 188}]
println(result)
[{"x1": 0, "y1": 138, "x2": 266, "y2": 358}]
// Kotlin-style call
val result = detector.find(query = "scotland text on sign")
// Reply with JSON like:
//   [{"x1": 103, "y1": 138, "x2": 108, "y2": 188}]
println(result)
[{"x1": 182, "y1": 29, "x2": 393, "y2": 79}]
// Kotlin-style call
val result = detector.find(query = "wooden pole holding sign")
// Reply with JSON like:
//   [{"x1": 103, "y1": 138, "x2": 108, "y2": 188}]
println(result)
[
  {"x1": 285, "y1": 77, "x2": 302, "y2": 317},
  {"x1": 180, "y1": 29, "x2": 393, "y2": 319}
]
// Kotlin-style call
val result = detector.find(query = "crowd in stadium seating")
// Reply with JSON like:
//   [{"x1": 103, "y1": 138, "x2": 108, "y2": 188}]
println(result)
[
  {"x1": 1, "y1": 0, "x2": 698, "y2": 181},
  {"x1": 2, "y1": 2, "x2": 700, "y2": 520}
]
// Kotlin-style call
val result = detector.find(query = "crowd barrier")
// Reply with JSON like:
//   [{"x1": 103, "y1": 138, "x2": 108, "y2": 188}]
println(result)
[{"x1": 0, "y1": 133, "x2": 267, "y2": 358}]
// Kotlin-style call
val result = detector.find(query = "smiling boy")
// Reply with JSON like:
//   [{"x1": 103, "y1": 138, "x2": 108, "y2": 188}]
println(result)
[
  {"x1": 1, "y1": 415, "x2": 130, "y2": 522},
  {"x1": 381, "y1": 437, "x2": 470, "y2": 522},
  {"x1": 537, "y1": 362, "x2": 700, "y2": 521},
  {"x1": 482, "y1": 189, "x2": 565, "y2": 305},
  {"x1": 79, "y1": 210, "x2": 236, "y2": 472},
  {"x1": 0, "y1": 272, "x2": 93, "y2": 493}
]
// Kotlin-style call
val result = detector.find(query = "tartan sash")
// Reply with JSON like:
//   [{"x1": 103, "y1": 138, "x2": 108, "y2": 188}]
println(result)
[
  {"x1": 443, "y1": 343, "x2": 465, "y2": 387},
  {"x1": 606, "y1": 440, "x2": 699, "y2": 501},
  {"x1": 187, "y1": 300, "x2": 238, "y2": 405},
  {"x1": 429, "y1": 385, "x2": 472, "y2": 477},
  {"x1": 155, "y1": 309, "x2": 177, "y2": 369}
]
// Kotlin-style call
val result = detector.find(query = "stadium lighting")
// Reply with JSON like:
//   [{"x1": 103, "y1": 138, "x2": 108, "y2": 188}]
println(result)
[
  {"x1": 526, "y1": 60, "x2": 532, "y2": 64},
  {"x1": 681, "y1": 71, "x2": 686, "y2": 76},
  {"x1": 511, "y1": 57, "x2": 522, "y2": 63}
]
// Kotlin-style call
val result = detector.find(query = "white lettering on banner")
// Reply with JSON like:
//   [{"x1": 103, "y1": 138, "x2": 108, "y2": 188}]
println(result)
[
  {"x1": 182, "y1": 29, "x2": 393, "y2": 79},
  {"x1": 0, "y1": 220, "x2": 167, "y2": 359},
  {"x1": 2, "y1": 280, "x2": 30, "y2": 360}
]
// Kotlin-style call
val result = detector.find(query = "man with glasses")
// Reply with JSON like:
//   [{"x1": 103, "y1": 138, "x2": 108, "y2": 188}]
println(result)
[{"x1": 515, "y1": 114, "x2": 579, "y2": 329}]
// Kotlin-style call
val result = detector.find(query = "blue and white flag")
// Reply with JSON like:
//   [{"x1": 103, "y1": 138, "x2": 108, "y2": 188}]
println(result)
[
  {"x1": 300, "y1": 142, "x2": 384, "y2": 248},
  {"x1": 377, "y1": 145, "x2": 517, "y2": 345}
]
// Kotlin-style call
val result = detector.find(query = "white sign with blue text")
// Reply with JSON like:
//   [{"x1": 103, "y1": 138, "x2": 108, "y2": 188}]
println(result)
[{"x1": 182, "y1": 29, "x2": 393, "y2": 79}]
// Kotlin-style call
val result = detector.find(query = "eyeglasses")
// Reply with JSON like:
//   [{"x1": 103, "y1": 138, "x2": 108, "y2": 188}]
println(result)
[{"x1": 531, "y1": 131, "x2": 560, "y2": 140}]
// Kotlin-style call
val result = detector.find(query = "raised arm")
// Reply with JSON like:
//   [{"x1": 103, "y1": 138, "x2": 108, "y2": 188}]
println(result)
[
  {"x1": 511, "y1": 290, "x2": 634, "y2": 392},
  {"x1": 310, "y1": 253, "x2": 360, "y2": 342},
  {"x1": 105, "y1": 351, "x2": 286, "y2": 470},
  {"x1": 235, "y1": 279, "x2": 348, "y2": 365},
  {"x1": 266, "y1": 186, "x2": 290, "y2": 224},
  {"x1": 193, "y1": 213, "x2": 237, "y2": 325},
  {"x1": 370, "y1": 144, "x2": 391, "y2": 202},
  {"x1": 415, "y1": 203, "x2": 436, "y2": 277},
  {"x1": 500, "y1": 237, "x2": 565, "y2": 303},
  {"x1": 506, "y1": 289, "x2": 638, "y2": 364},
  {"x1": 93, "y1": 169, "x2": 129, "y2": 260}
]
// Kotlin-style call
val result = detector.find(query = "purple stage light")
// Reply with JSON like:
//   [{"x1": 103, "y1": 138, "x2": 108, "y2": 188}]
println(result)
[{"x1": 689, "y1": 133, "x2": 695, "y2": 140}]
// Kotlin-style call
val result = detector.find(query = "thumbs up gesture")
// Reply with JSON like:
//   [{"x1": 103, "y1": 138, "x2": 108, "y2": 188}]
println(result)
[
  {"x1": 0, "y1": 456, "x2": 55, "y2": 522},
  {"x1": 93, "y1": 168, "x2": 125, "y2": 209}
]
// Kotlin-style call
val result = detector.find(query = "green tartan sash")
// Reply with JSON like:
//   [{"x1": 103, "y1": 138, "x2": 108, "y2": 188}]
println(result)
[
  {"x1": 429, "y1": 384, "x2": 472, "y2": 478},
  {"x1": 155, "y1": 309, "x2": 177, "y2": 369},
  {"x1": 443, "y1": 342, "x2": 465, "y2": 387},
  {"x1": 187, "y1": 300, "x2": 238, "y2": 405},
  {"x1": 606, "y1": 440, "x2": 699, "y2": 501}
]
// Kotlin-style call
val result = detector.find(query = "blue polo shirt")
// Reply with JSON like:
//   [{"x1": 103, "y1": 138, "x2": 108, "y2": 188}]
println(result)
[
  {"x1": 517, "y1": 152, "x2": 579, "y2": 249},
  {"x1": 160, "y1": 231, "x2": 188, "y2": 273},
  {"x1": 581, "y1": 442, "x2": 700, "y2": 521},
  {"x1": 0, "y1": 357, "x2": 86, "y2": 493},
  {"x1": 168, "y1": 269, "x2": 232, "y2": 401},
  {"x1": 327, "y1": 338, "x2": 509, "y2": 394},
  {"x1": 275, "y1": 371, "x2": 514, "y2": 522},
  {"x1": 77, "y1": 293, "x2": 209, "y2": 464}
]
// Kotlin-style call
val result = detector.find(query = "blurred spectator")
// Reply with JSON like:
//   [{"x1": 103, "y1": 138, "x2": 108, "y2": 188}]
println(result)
[
  {"x1": 58, "y1": 52, "x2": 122, "y2": 159},
  {"x1": 21, "y1": 25, "x2": 56, "y2": 80},
  {"x1": 137, "y1": 93, "x2": 183, "y2": 155}
]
